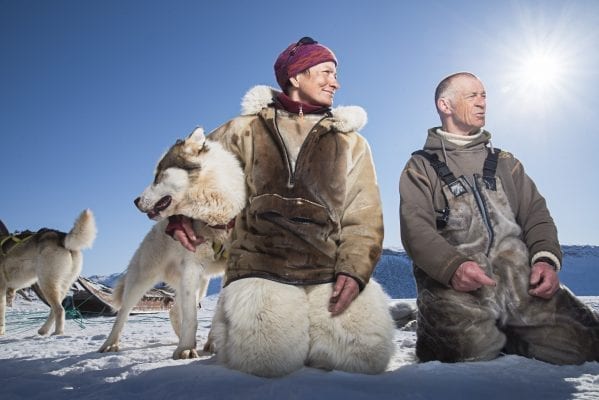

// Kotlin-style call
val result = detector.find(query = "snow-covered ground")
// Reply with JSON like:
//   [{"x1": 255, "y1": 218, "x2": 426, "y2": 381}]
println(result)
[{"x1": 1, "y1": 294, "x2": 598, "y2": 400}]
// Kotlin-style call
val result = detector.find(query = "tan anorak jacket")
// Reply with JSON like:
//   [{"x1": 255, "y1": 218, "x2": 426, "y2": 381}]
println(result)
[
  {"x1": 209, "y1": 86, "x2": 384, "y2": 289},
  {"x1": 400, "y1": 128, "x2": 562, "y2": 286}
]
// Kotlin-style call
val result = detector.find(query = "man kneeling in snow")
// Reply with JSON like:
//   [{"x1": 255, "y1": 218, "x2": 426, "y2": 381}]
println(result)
[{"x1": 400, "y1": 72, "x2": 599, "y2": 365}]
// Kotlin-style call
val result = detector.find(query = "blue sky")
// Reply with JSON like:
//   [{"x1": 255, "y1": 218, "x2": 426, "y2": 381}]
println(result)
[{"x1": 2, "y1": 0, "x2": 598, "y2": 276}]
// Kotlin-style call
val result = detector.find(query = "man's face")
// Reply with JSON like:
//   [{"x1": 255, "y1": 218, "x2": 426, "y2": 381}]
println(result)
[
  {"x1": 293, "y1": 61, "x2": 340, "y2": 107},
  {"x1": 447, "y1": 76, "x2": 486, "y2": 134}
]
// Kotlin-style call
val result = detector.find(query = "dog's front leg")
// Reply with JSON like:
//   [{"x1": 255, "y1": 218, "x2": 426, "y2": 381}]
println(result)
[{"x1": 172, "y1": 261, "x2": 200, "y2": 360}]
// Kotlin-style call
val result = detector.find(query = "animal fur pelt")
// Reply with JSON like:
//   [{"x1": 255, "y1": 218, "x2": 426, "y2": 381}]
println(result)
[{"x1": 240, "y1": 85, "x2": 367, "y2": 133}]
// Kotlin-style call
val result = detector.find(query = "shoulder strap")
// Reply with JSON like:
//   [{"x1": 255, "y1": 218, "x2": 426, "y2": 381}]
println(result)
[
  {"x1": 482, "y1": 147, "x2": 501, "y2": 190},
  {"x1": 411, "y1": 150, "x2": 458, "y2": 186},
  {"x1": 411, "y1": 150, "x2": 467, "y2": 197}
]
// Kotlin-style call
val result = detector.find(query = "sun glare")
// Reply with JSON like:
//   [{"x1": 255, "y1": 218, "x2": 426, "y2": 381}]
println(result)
[
  {"x1": 496, "y1": 5, "x2": 588, "y2": 116},
  {"x1": 502, "y1": 43, "x2": 571, "y2": 108},
  {"x1": 518, "y1": 51, "x2": 563, "y2": 88}
]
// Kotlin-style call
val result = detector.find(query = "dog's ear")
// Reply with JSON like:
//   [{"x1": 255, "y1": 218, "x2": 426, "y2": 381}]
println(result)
[{"x1": 187, "y1": 127, "x2": 206, "y2": 144}]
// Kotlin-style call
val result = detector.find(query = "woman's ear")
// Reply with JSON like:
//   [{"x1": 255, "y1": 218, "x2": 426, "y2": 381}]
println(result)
[{"x1": 289, "y1": 75, "x2": 301, "y2": 88}]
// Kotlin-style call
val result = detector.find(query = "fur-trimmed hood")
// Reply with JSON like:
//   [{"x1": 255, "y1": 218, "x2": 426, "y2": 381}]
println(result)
[{"x1": 240, "y1": 85, "x2": 367, "y2": 133}]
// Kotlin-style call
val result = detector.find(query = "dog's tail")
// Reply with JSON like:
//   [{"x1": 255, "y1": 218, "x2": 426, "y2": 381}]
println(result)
[{"x1": 64, "y1": 209, "x2": 97, "y2": 251}]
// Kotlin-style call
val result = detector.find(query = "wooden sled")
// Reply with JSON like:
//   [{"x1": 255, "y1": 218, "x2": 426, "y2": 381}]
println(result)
[{"x1": 31, "y1": 277, "x2": 175, "y2": 317}]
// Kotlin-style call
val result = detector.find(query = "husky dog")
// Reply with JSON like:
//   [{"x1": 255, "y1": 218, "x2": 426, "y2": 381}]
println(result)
[
  {"x1": 0, "y1": 209, "x2": 96, "y2": 335},
  {"x1": 99, "y1": 127, "x2": 246, "y2": 359}
]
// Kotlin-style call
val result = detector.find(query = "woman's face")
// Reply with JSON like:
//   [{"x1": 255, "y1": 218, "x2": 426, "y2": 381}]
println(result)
[{"x1": 291, "y1": 61, "x2": 340, "y2": 107}]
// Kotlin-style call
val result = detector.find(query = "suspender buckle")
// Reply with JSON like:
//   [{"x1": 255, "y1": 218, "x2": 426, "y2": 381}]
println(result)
[
  {"x1": 482, "y1": 176, "x2": 497, "y2": 191},
  {"x1": 448, "y1": 180, "x2": 467, "y2": 197},
  {"x1": 435, "y1": 208, "x2": 450, "y2": 229}
]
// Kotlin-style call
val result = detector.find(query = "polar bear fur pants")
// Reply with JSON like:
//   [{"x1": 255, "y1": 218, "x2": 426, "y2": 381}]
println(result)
[{"x1": 210, "y1": 277, "x2": 395, "y2": 377}]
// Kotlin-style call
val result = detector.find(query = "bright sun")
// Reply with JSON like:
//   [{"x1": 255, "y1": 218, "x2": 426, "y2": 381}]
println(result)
[
  {"x1": 496, "y1": 6, "x2": 585, "y2": 115},
  {"x1": 517, "y1": 51, "x2": 564, "y2": 88},
  {"x1": 500, "y1": 40, "x2": 573, "y2": 114}
]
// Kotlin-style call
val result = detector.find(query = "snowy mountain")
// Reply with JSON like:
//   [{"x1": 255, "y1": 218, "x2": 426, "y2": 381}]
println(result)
[
  {"x1": 87, "y1": 272, "x2": 122, "y2": 288},
  {"x1": 372, "y1": 249, "x2": 415, "y2": 299},
  {"x1": 374, "y1": 245, "x2": 599, "y2": 297},
  {"x1": 88, "y1": 245, "x2": 599, "y2": 298},
  {"x1": 558, "y1": 245, "x2": 599, "y2": 295}
]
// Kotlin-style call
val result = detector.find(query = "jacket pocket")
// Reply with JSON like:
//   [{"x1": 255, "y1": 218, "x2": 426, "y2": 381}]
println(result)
[{"x1": 248, "y1": 194, "x2": 334, "y2": 240}]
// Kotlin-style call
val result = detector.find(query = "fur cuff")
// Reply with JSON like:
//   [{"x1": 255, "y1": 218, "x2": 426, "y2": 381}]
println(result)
[{"x1": 531, "y1": 251, "x2": 561, "y2": 271}]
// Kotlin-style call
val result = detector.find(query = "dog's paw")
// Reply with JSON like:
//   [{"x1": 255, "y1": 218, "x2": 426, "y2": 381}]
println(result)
[
  {"x1": 98, "y1": 343, "x2": 120, "y2": 353},
  {"x1": 0, "y1": 327, "x2": 5, "y2": 336},
  {"x1": 202, "y1": 339, "x2": 216, "y2": 354},
  {"x1": 173, "y1": 347, "x2": 199, "y2": 360},
  {"x1": 37, "y1": 327, "x2": 49, "y2": 335}
]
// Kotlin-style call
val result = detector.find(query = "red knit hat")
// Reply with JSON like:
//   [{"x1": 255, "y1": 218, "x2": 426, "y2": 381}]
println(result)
[{"x1": 274, "y1": 37, "x2": 337, "y2": 91}]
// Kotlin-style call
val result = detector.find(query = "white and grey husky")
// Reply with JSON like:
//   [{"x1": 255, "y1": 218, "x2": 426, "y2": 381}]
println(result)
[
  {"x1": 98, "y1": 127, "x2": 246, "y2": 359},
  {"x1": 0, "y1": 209, "x2": 96, "y2": 336}
]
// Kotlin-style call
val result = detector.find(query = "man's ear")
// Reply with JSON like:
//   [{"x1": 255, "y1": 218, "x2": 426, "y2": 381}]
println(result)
[{"x1": 437, "y1": 97, "x2": 452, "y2": 115}]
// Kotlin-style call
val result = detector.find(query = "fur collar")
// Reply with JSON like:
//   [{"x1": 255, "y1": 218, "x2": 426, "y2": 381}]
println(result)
[{"x1": 240, "y1": 85, "x2": 367, "y2": 133}]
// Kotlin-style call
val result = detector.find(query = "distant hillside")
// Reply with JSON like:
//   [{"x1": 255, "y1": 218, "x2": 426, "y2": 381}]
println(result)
[
  {"x1": 372, "y1": 249, "x2": 415, "y2": 299},
  {"x1": 88, "y1": 245, "x2": 599, "y2": 298},
  {"x1": 558, "y1": 245, "x2": 599, "y2": 296},
  {"x1": 375, "y1": 245, "x2": 599, "y2": 298},
  {"x1": 87, "y1": 273, "x2": 122, "y2": 288}
]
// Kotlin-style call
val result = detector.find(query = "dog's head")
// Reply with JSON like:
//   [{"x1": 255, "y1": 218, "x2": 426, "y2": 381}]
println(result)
[{"x1": 134, "y1": 127, "x2": 210, "y2": 220}]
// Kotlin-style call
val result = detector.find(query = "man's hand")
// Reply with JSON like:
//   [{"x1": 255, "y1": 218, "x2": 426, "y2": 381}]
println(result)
[
  {"x1": 328, "y1": 275, "x2": 360, "y2": 316},
  {"x1": 166, "y1": 215, "x2": 206, "y2": 252},
  {"x1": 529, "y1": 261, "x2": 559, "y2": 299},
  {"x1": 451, "y1": 261, "x2": 496, "y2": 292}
]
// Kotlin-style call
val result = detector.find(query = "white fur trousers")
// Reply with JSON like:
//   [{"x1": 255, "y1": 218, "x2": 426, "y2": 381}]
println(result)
[{"x1": 210, "y1": 278, "x2": 395, "y2": 377}]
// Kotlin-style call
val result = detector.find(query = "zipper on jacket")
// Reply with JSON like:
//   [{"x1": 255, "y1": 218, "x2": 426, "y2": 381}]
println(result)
[
  {"x1": 273, "y1": 110, "x2": 294, "y2": 187},
  {"x1": 273, "y1": 109, "x2": 327, "y2": 188},
  {"x1": 466, "y1": 174, "x2": 494, "y2": 255}
]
